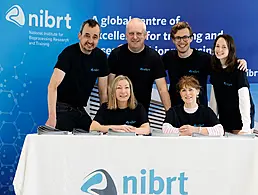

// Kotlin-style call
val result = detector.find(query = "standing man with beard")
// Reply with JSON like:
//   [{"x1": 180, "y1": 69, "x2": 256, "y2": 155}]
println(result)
[
  {"x1": 45, "y1": 19, "x2": 109, "y2": 132},
  {"x1": 162, "y1": 21, "x2": 247, "y2": 107},
  {"x1": 108, "y1": 18, "x2": 171, "y2": 113}
]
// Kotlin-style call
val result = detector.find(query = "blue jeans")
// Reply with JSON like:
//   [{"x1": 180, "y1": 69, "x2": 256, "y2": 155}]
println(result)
[{"x1": 56, "y1": 102, "x2": 91, "y2": 132}]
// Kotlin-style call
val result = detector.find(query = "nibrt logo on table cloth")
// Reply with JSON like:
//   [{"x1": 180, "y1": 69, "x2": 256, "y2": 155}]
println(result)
[
  {"x1": 81, "y1": 169, "x2": 117, "y2": 195},
  {"x1": 81, "y1": 169, "x2": 188, "y2": 195}
]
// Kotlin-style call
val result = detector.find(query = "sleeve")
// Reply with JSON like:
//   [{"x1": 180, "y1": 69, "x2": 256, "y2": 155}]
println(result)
[
  {"x1": 93, "y1": 104, "x2": 107, "y2": 125},
  {"x1": 238, "y1": 87, "x2": 251, "y2": 133},
  {"x1": 54, "y1": 47, "x2": 72, "y2": 73},
  {"x1": 206, "y1": 107, "x2": 220, "y2": 126},
  {"x1": 204, "y1": 107, "x2": 224, "y2": 135},
  {"x1": 98, "y1": 51, "x2": 109, "y2": 77},
  {"x1": 206, "y1": 124, "x2": 224, "y2": 136},
  {"x1": 161, "y1": 52, "x2": 169, "y2": 71},
  {"x1": 237, "y1": 70, "x2": 249, "y2": 89},
  {"x1": 164, "y1": 108, "x2": 180, "y2": 127},
  {"x1": 235, "y1": 70, "x2": 251, "y2": 132},
  {"x1": 152, "y1": 53, "x2": 166, "y2": 80},
  {"x1": 162, "y1": 123, "x2": 179, "y2": 134},
  {"x1": 108, "y1": 49, "x2": 119, "y2": 75},
  {"x1": 206, "y1": 54, "x2": 212, "y2": 76},
  {"x1": 209, "y1": 85, "x2": 218, "y2": 116},
  {"x1": 209, "y1": 72, "x2": 213, "y2": 85},
  {"x1": 137, "y1": 103, "x2": 149, "y2": 125}
]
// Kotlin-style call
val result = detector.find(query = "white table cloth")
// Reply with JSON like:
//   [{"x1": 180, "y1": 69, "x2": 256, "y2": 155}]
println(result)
[{"x1": 13, "y1": 134, "x2": 258, "y2": 195}]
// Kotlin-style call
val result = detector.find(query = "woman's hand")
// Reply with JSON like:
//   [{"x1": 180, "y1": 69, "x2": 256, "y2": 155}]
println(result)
[
  {"x1": 111, "y1": 125, "x2": 136, "y2": 132},
  {"x1": 179, "y1": 125, "x2": 198, "y2": 136},
  {"x1": 238, "y1": 130, "x2": 252, "y2": 134}
]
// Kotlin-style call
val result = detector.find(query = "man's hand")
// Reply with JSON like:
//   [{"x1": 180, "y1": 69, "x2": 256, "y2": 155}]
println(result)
[
  {"x1": 237, "y1": 59, "x2": 247, "y2": 72},
  {"x1": 45, "y1": 116, "x2": 56, "y2": 128}
]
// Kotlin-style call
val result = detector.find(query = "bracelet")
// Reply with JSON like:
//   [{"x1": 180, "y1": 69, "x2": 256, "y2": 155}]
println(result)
[{"x1": 198, "y1": 126, "x2": 202, "y2": 133}]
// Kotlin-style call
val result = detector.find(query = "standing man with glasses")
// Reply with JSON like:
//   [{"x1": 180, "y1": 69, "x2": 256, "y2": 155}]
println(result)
[
  {"x1": 45, "y1": 19, "x2": 109, "y2": 132},
  {"x1": 108, "y1": 18, "x2": 171, "y2": 113},
  {"x1": 162, "y1": 21, "x2": 247, "y2": 107}
]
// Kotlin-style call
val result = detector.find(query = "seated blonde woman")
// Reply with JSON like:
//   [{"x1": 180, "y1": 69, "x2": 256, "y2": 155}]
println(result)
[
  {"x1": 162, "y1": 76, "x2": 224, "y2": 136},
  {"x1": 90, "y1": 75, "x2": 150, "y2": 135}
]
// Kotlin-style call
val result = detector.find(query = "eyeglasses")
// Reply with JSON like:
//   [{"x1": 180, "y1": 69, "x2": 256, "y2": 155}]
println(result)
[{"x1": 174, "y1": 35, "x2": 192, "y2": 42}]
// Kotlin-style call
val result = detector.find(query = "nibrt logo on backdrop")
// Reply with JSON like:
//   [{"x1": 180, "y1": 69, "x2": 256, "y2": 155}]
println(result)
[
  {"x1": 6, "y1": 4, "x2": 72, "y2": 29},
  {"x1": 81, "y1": 169, "x2": 188, "y2": 195},
  {"x1": 6, "y1": 5, "x2": 25, "y2": 27},
  {"x1": 247, "y1": 69, "x2": 258, "y2": 77},
  {"x1": 5, "y1": 4, "x2": 71, "y2": 47}
]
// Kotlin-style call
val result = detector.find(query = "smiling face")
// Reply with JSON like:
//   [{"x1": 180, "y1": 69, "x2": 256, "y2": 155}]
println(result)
[
  {"x1": 172, "y1": 28, "x2": 193, "y2": 55},
  {"x1": 78, "y1": 23, "x2": 100, "y2": 54},
  {"x1": 126, "y1": 19, "x2": 147, "y2": 53},
  {"x1": 179, "y1": 85, "x2": 199, "y2": 105},
  {"x1": 115, "y1": 79, "x2": 131, "y2": 104},
  {"x1": 214, "y1": 37, "x2": 229, "y2": 64}
]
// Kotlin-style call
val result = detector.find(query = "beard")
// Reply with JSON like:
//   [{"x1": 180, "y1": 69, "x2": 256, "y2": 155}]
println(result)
[{"x1": 79, "y1": 42, "x2": 94, "y2": 54}]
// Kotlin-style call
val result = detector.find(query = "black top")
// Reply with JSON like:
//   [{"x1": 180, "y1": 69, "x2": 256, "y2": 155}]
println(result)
[
  {"x1": 93, "y1": 103, "x2": 148, "y2": 127},
  {"x1": 210, "y1": 65, "x2": 254, "y2": 131},
  {"x1": 162, "y1": 49, "x2": 211, "y2": 107},
  {"x1": 55, "y1": 43, "x2": 109, "y2": 107},
  {"x1": 108, "y1": 44, "x2": 166, "y2": 112},
  {"x1": 164, "y1": 105, "x2": 220, "y2": 128}
]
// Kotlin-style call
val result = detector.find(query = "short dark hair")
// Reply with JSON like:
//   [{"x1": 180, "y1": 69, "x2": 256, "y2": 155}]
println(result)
[
  {"x1": 80, "y1": 19, "x2": 100, "y2": 34},
  {"x1": 211, "y1": 34, "x2": 237, "y2": 72},
  {"x1": 170, "y1": 21, "x2": 193, "y2": 39}
]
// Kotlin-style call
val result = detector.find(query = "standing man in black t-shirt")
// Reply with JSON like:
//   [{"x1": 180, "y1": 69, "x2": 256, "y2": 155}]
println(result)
[
  {"x1": 45, "y1": 19, "x2": 109, "y2": 131},
  {"x1": 162, "y1": 21, "x2": 247, "y2": 107},
  {"x1": 108, "y1": 18, "x2": 171, "y2": 112}
]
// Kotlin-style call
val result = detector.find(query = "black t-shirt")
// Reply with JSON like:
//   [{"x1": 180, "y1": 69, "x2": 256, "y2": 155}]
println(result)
[
  {"x1": 108, "y1": 44, "x2": 166, "y2": 112},
  {"x1": 210, "y1": 65, "x2": 254, "y2": 131},
  {"x1": 164, "y1": 105, "x2": 220, "y2": 128},
  {"x1": 162, "y1": 49, "x2": 211, "y2": 107},
  {"x1": 55, "y1": 43, "x2": 109, "y2": 107},
  {"x1": 93, "y1": 103, "x2": 148, "y2": 127}
]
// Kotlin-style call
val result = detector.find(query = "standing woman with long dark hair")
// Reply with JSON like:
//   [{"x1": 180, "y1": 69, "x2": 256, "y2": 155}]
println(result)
[{"x1": 210, "y1": 34, "x2": 255, "y2": 134}]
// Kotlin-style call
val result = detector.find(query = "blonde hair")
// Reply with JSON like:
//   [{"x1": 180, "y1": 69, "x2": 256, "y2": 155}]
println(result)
[{"x1": 108, "y1": 75, "x2": 137, "y2": 110}]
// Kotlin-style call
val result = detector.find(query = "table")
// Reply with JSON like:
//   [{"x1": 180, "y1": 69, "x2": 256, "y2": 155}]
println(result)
[{"x1": 13, "y1": 134, "x2": 258, "y2": 195}]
